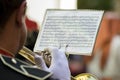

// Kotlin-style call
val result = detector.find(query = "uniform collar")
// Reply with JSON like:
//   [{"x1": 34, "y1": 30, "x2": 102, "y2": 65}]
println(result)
[{"x1": 0, "y1": 47, "x2": 14, "y2": 57}]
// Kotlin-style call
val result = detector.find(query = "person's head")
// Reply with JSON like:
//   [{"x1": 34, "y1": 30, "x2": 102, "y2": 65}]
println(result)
[{"x1": 0, "y1": 0, "x2": 27, "y2": 55}]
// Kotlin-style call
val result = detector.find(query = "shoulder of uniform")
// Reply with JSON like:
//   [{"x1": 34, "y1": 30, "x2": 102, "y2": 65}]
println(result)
[{"x1": 0, "y1": 54, "x2": 52, "y2": 80}]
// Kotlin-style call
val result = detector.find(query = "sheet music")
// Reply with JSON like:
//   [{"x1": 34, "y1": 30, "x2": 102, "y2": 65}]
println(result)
[{"x1": 34, "y1": 10, "x2": 104, "y2": 55}]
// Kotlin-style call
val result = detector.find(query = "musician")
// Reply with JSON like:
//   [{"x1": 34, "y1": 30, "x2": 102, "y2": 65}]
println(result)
[{"x1": 0, "y1": 0, "x2": 70, "y2": 80}]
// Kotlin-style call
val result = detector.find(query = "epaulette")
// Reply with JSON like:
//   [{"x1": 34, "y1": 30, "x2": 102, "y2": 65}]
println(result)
[{"x1": 0, "y1": 54, "x2": 52, "y2": 80}]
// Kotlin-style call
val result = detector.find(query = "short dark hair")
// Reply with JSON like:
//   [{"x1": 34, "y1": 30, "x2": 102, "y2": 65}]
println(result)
[{"x1": 0, "y1": 0, "x2": 25, "y2": 28}]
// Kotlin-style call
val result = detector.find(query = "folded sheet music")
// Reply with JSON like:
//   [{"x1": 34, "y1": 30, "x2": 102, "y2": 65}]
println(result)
[{"x1": 34, "y1": 9, "x2": 104, "y2": 55}]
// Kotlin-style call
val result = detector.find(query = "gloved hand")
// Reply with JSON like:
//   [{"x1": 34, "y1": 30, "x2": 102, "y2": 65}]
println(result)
[{"x1": 34, "y1": 47, "x2": 71, "y2": 80}]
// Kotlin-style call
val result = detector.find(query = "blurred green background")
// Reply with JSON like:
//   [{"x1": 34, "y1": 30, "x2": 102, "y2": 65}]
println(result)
[{"x1": 77, "y1": 0, "x2": 113, "y2": 11}]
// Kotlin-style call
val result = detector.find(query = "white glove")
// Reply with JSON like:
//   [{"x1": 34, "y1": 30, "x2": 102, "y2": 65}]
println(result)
[{"x1": 34, "y1": 47, "x2": 71, "y2": 80}]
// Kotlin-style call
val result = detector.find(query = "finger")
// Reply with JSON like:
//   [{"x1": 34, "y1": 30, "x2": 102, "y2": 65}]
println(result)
[
  {"x1": 34, "y1": 54, "x2": 49, "y2": 71},
  {"x1": 49, "y1": 47, "x2": 59, "y2": 59}
]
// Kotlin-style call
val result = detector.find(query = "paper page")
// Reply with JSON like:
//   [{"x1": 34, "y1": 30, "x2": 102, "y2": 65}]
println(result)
[{"x1": 34, "y1": 9, "x2": 104, "y2": 55}]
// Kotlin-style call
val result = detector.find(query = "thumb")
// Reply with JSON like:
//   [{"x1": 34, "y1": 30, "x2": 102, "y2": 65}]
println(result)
[
  {"x1": 49, "y1": 47, "x2": 60, "y2": 63},
  {"x1": 34, "y1": 54, "x2": 49, "y2": 71}
]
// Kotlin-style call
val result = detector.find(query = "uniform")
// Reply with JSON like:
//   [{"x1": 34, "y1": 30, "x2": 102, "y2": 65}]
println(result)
[{"x1": 0, "y1": 49, "x2": 53, "y2": 80}]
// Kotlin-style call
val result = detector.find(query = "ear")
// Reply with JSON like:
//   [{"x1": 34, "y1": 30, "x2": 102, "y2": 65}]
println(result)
[{"x1": 16, "y1": 1, "x2": 27, "y2": 26}]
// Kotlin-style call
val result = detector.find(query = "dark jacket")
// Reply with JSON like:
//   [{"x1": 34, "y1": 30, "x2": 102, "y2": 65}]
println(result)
[{"x1": 0, "y1": 54, "x2": 52, "y2": 80}]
